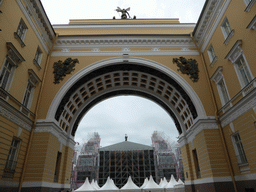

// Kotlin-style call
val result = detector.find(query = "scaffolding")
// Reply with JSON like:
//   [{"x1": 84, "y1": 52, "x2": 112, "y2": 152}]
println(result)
[
  {"x1": 73, "y1": 132, "x2": 101, "y2": 188},
  {"x1": 151, "y1": 131, "x2": 181, "y2": 182},
  {"x1": 98, "y1": 149, "x2": 156, "y2": 188}
]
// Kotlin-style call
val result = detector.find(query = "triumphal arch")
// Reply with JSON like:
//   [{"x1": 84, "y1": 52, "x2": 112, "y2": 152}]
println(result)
[{"x1": 0, "y1": 0, "x2": 256, "y2": 192}]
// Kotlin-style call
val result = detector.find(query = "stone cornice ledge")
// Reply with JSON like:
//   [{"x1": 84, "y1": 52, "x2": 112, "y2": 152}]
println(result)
[
  {"x1": 178, "y1": 118, "x2": 218, "y2": 146},
  {"x1": 0, "y1": 98, "x2": 33, "y2": 131},
  {"x1": 34, "y1": 121, "x2": 76, "y2": 149},
  {"x1": 219, "y1": 86, "x2": 256, "y2": 127}
]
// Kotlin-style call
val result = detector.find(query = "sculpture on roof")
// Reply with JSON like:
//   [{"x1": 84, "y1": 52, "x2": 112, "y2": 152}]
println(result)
[{"x1": 115, "y1": 7, "x2": 131, "y2": 19}]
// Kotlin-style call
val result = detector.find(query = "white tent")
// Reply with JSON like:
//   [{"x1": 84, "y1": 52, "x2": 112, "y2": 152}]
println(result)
[
  {"x1": 159, "y1": 177, "x2": 168, "y2": 188},
  {"x1": 90, "y1": 179, "x2": 99, "y2": 190},
  {"x1": 94, "y1": 180, "x2": 101, "y2": 190},
  {"x1": 140, "y1": 178, "x2": 148, "y2": 189},
  {"x1": 120, "y1": 176, "x2": 140, "y2": 192},
  {"x1": 98, "y1": 177, "x2": 119, "y2": 191},
  {"x1": 165, "y1": 175, "x2": 184, "y2": 192},
  {"x1": 75, "y1": 177, "x2": 96, "y2": 192},
  {"x1": 143, "y1": 175, "x2": 164, "y2": 192}
]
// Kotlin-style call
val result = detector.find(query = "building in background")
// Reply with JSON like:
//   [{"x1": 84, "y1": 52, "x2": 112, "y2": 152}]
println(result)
[{"x1": 72, "y1": 133, "x2": 183, "y2": 189}]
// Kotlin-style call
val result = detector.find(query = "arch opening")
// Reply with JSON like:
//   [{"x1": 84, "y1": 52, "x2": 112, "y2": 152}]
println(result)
[{"x1": 53, "y1": 62, "x2": 200, "y2": 137}]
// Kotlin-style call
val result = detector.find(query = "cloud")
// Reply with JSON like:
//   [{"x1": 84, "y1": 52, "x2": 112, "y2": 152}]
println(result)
[{"x1": 75, "y1": 96, "x2": 178, "y2": 148}]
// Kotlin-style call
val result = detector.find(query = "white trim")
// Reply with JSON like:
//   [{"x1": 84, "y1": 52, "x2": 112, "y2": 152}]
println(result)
[
  {"x1": 51, "y1": 50, "x2": 199, "y2": 57},
  {"x1": 22, "y1": 181, "x2": 70, "y2": 189},
  {"x1": 46, "y1": 57, "x2": 207, "y2": 123},
  {"x1": 195, "y1": 0, "x2": 224, "y2": 47},
  {"x1": 178, "y1": 119, "x2": 219, "y2": 147},
  {"x1": 200, "y1": 0, "x2": 231, "y2": 52},
  {"x1": 235, "y1": 173, "x2": 256, "y2": 181},
  {"x1": 244, "y1": 0, "x2": 256, "y2": 12},
  {"x1": 15, "y1": 0, "x2": 52, "y2": 53},
  {"x1": 53, "y1": 35, "x2": 197, "y2": 50},
  {"x1": 185, "y1": 176, "x2": 232, "y2": 185},
  {"x1": 34, "y1": 121, "x2": 76, "y2": 149},
  {"x1": 0, "y1": 98, "x2": 33, "y2": 131},
  {"x1": 247, "y1": 15, "x2": 256, "y2": 31},
  {"x1": 219, "y1": 86, "x2": 256, "y2": 127}
]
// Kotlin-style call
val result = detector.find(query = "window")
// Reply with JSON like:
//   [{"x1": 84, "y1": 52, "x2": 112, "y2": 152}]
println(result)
[
  {"x1": 232, "y1": 133, "x2": 248, "y2": 165},
  {"x1": 218, "y1": 79, "x2": 230, "y2": 104},
  {"x1": 192, "y1": 149, "x2": 201, "y2": 178},
  {"x1": 54, "y1": 152, "x2": 62, "y2": 182},
  {"x1": 207, "y1": 44, "x2": 217, "y2": 66},
  {"x1": 243, "y1": 0, "x2": 255, "y2": 12},
  {"x1": 22, "y1": 81, "x2": 34, "y2": 108},
  {"x1": 21, "y1": 69, "x2": 40, "y2": 109},
  {"x1": 0, "y1": 43, "x2": 25, "y2": 91},
  {"x1": 221, "y1": 18, "x2": 234, "y2": 44},
  {"x1": 5, "y1": 137, "x2": 21, "y2": 172},
  {"x1": 225, "y1": 40, "x2": 254, "y2": 89},
  {"x1": 235, "y1": 55, "x2": 253, "y2": 87},
  {"x1": 0, "y1": 0, "x2": 3, "y2": 7},
  {"x1": 211, "y1": 67, "x2": 230, "y2": 106},
  {"x1": 0, "y1": 60, "x2": 14, "y2": 90},
  {"x1": 33, "y1": 46, "x2": 43, "y2": 67},
  {"x1": 14, "y1": 19, "x2": 27, "y2": 47}
]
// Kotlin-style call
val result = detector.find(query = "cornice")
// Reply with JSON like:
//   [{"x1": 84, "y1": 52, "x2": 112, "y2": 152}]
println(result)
[
  {"x1": 54, "y1": 35, "x2": 196, "y2": 49},
  {"x1": 178, "y1": 118, "x2": 219, "y2": 147},
  {"x1": 52, "y1": 35, "x2": 199, "y2": 56},
  {"x1": 0, "y1": 98, "x2": 33, "y2": 131},
  {"x1": 53, "y1": 23, "x2": 196, "y2": 30},
  {"x1": 34, "y1": 121, "x2": 76, "y2": 149}
]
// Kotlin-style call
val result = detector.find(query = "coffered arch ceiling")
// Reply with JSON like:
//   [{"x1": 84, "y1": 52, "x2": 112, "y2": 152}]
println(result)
[{"x1": 47, "y1": 57, "x2": 206, "y2": 137}]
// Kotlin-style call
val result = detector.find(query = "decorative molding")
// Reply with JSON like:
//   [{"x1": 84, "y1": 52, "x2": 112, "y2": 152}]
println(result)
[
  {"x1": 211, "y1": 66, "x2": 223, "y2": 83},
  {"x1": 194, "y1": 0, "x2": 223, "y2": 46},
  {"x1": 54, "y1": 35, "x2": 196, "y2": 49},
  {"x1": 6, "y1": 42, "x2": 25, "y2": 65},
  {"x1": 210, "y1": 56, "x2": 217, "y2": 67},
  {"x1": 220, "y1": 85, "x2": 256, "y2": 127},
  {"x1": 0, "y1": 98, "x2": 33, "y2": 131},
  {"x1": 199, "y1": 0, "x2": 231, "y2": 52},
  {"x1": 245, "y1": 0, "x2": 256, "y2": 12},
  {"x1": 247, "y1": 15, "x2": 256, "y2": 31},
  {"x1": 223, "y1": 29, "x2": 234, "y2": 45},
  {"x1": 51, "y1": 50, "x2": 199, "y2": 57},
  {"x1": 235, "y1": 173, "x2": 256, "y2": 181},
  {"x1": 34, "y1": 121, "x2": 76, "y2": 149},
  {"x1": 178, "y1": 118, "x2": 219, "y2": 146},
  {"x1": 28, "y1": 69, "x2": 41, "y2": 86},
  {"x1": 225, "y1": 40, "x2": 242, "y2": 63}
]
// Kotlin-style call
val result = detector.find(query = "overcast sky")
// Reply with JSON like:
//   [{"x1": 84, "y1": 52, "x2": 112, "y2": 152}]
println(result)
[{"x1": 40, "y1": 0, "x2": 206, "y2": 149}]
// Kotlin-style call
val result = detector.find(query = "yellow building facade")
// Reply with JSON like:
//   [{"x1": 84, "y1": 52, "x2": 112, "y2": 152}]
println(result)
[{"x1": 0, "y1": 0, "x2": 255, "y2": 192}]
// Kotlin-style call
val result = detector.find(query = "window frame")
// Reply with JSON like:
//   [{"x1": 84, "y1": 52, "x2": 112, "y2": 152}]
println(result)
[
  {"x1": 221, "y1": 17, "x2": 234, "y2": 44},
  {"x1": 22, "y1": 81, "x2": 34, "y2": 108},
  {"x1": 14, "y1": 18, "x2": 28, "y2": 47},
  {"x1": 33, "y1": 46, "x2": 43, "y2": 67},
  {"x1": 0, "y1": 58, "x2": 16, "y2": 91},
  {"x1": 207, "y1": 44, "x2": 217, "y2": 67},
  {"x1": 232, "y1": 132, "x2": 248, "y2": 165},
  {"x1": 4, "y1": 137, "x2": 21, "y2": 173},
  {"x1": 225, "y1": 40, "x2": 254, "y2": 89},
  {"x1": 244, "y1": 0, "x2": 255, "y2": 12},
  {"x1": 211, "y1": 67, "x2": 231, "y2": 107},
  {"x1": 234, "y1": 55, "x2": 253, "y2": 88}
]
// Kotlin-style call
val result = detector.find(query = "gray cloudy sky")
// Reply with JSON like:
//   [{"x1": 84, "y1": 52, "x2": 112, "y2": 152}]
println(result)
[{"x1": 40, "y1": 0, "x2": 206, "y2": 148}]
